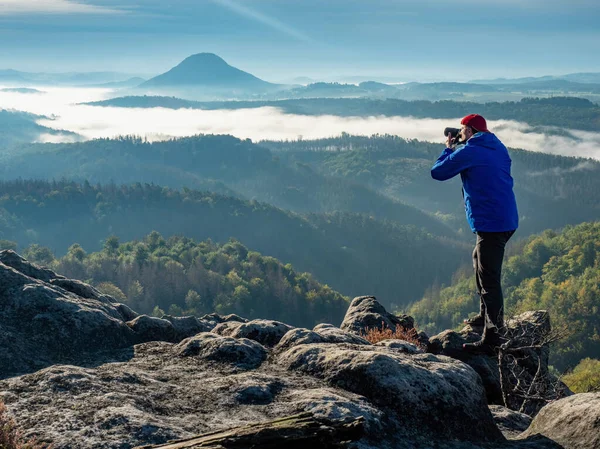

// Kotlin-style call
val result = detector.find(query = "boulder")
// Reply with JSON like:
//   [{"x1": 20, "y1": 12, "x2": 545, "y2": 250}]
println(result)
[
  {"x1": 520, "y1": 392, "x2": 600, "y2": 449},
  {"x1": 340, "y1": 296, "x2": 414, "y2": 336},
  {"x1": 114, "y1": 303, "x2": 140, "y2": 322},
  {"x1": 313, "y1": 323, "x2": 371, "y2": 345},
  {"x1": 277, "y1": 343, "x2": 503, "y2": 443},
  {"x1": 127, "y1": 316, "x2": 177, "y2": 343},
  {"x1": 50, "y1": 278, "x2": 115, "y2": 304},
  {"x1": 175, "y1": 332, "x2": 267, "y2": 369},
  {"x1": 274, "y1": 325, "x2": 370, "y2": 354},
  {"x1": 0, "y1": 249, "x2": 64, "y2": 282},
  {"x1": 429, "y1": 310, "x2": 571, "y2": 416},
  {"x1": 489, "y1": 405, "x2": 532, "y2": 439},
  {"x1": 214, "y1": 319, "x2": 294, "y2": 347},
  {"x1": 161, "y1": 315, "x2": 214, "y2": 339},
  {"x1": 0, "y1": 260, "x2": 137, "y2": 378},
  {"x1": 374, "y1": 339, "x2": 422, "y2": 354}
]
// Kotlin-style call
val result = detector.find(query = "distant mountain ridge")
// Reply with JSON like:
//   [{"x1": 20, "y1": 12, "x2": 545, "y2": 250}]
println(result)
[
  {"x1": 0, "y1": 69, "x2": 144, "y2": 86},
  {"x1": 471, "y1": 72, "x2": 600, "y2": 85},
  {"x1": 140, "y1": 53, "x2": 275, "y2": 90}
]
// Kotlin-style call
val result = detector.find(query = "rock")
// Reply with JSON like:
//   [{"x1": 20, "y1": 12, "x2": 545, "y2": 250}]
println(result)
[
  {"x1": 374, "y1": 339, "x2": 422, "y2": 354},
  {"x1": 50, "y1": 278, "x2": 115, "y2": 304},
  {"x1": 428, "y1": 329, "x2": 503, "y2": 405},
  {"x1": 127, "y1": 316, "x2": 177, "y2": 343},
  {"x1": 200, "y1": 313, "x2": 247, "y2": 327},
  {"x1": 520, "y1": 392, "x2": 600, "y2": 449},
  {"x1": 313, "y1": 323, "x2": 371, "y2": 345},
  {"x1": 489, "y1": 405, "x2": 532, "y2": 439},
  {"x1": 277, "y1": 343, "x2": 504, "y2": 443},
  {"x1": 115, "y1": 303, "x2": 140, "y2": 322},
  {"x1": 0, "y1": 260, "x2": 137, "y2": 378},
  {"x1": 340, "y1": 296, "x2": 414, "y2": 336},
  {"x1": 214, "y1": 319, "x2": 294, "y2": 347},
  {"x1": 162, "y1": 315, "x2": 213, "y2": 339},
  {"x1": 212, "y1": 320, "x2": 242, "y2": 336},
  {"x1": 175, "y1": 332, "x2": 267, "y2": 369},
  {"x1": 274, "y1": 325, "x2": 370, "y2": 354},
  {"x1": 0, "y1": 249, "x2": 64, "y2": 282},
  {"x1": 428, "y1": 311, "x2": 571, "y2": 416},
  {"x1": 283, "y1": 388, "x2": 384, "y2": 434}
]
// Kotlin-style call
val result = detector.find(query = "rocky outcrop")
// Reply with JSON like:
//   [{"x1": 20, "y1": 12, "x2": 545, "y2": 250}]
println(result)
[
  {"x1": 489, "y1": 405, "x2": 532, "y2": 439},
  {"x1": 213, "y1": 319, "x2": 294, "y2": 347},
  {"x1": 0, "y1": 250, "x2": 216, "y2": 378},
  {"x1": 340, "y1": 295, "x2": 414, "y2": 335},
  {"x1": 429, "y1": 310, "x2": 571, "y2": 416},
  {"x1": 176, "y1": 332, "x2": 268, "y2": 369},
  {"x1": 0, "y1": 256, "x2": 582, "y2": 449},
  {"x1": 277, "y1": 343, "x2": 503, "y2": 443},
  {"x1": 519, "y1": 392, "x2": 600, "y2": 449}
]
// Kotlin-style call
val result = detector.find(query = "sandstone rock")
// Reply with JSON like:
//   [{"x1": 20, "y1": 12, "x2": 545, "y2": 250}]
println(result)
[
  {"x1": 200, "y1": 313, "x2": 247, "y2": 327},
  {"x1": 127, "y1": 316, "x2": 177, "y2": 343},
  {"x1": 175, "y1": 332, "x2": 267, "y2": 369},
  {"x1": 114, "y1": 303, "x2": 140, "y2": 322},
  {"x1": 277, "y1": 343, "x2": 503, "y2": 443},
  {"x1": 213, "y1": 319, "x2": 294, "y2": 347},
  {"x1": 313, "y1": 323, "x2": 371, "y2": 345},
  {"x1": 0, "y1": 249, "x2": 64, "y2": 282},
  {"x1": 162, "y1": 315, "x2": 213, "y2": 339},
  {"x1": 489, "y1": 405, "x2": 532, "y2": 439},
  {"x1": 520, "y1": 392, "x2": 600, "y2": 449},
  {"x1": 429, "y1": 311, "x2": 571, "y2": 416},
  {"x1": 0, "y1": 260, "x2": 137, "y2": 378},
  {"x1": 340, "y1": 295, "x2": 414, "y2": 336},
  {"x1": 273, "y1": 328, "x2": 328, "y2": 353},
  {"x1": 374, "y1": 339, "x2": 422, "y2": 354},
  {"x1": 283, "y1": 388, "x2": 384, "y2": 434},
  {"x1": 428, "y1": 328, "x2": 503, "y2": 405},
  {"x1": 274, "y1": 325, "x2": 370, "y2": 354},
  {"x1": 50, "y1": 278, "x2": 115, "y2": 304},
  {"x1": 212, "y1": 320, "x2": 242, "y2": 336}
]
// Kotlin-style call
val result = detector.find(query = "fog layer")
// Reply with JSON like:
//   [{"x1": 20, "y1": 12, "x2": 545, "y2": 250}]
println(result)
[{"x1": 1, "y1": 86, "x2": 599, "y2": 160}]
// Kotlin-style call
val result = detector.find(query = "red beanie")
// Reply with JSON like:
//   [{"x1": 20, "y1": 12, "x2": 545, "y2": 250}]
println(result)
[{"x1": 461, "y1": 114, "x2": 489, "y2": 132}]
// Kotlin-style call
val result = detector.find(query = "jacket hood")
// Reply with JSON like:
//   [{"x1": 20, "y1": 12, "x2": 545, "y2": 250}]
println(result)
[{"x1": 468, "y1": 132, "x2": 504, "y2": 151}]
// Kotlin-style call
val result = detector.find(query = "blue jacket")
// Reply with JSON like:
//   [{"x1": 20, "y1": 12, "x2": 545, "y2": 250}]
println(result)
[{"x1": 431, "y1": 132, "x2": 518, "y2": 233}]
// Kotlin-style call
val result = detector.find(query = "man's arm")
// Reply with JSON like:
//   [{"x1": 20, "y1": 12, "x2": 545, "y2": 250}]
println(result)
[{"x1": 431, "y1": 145, "x2": 474, "y2": 181}]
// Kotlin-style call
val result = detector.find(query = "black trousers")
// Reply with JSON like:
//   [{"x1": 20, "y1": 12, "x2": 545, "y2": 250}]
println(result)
[{"x1": 473, "y1": 230, "x2": 515, "y2": 329}]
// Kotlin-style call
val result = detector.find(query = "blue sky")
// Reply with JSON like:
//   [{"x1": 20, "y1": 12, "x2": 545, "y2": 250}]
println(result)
[{"x1": 0, "y1": 0, "x2": 599, "y2": 81}]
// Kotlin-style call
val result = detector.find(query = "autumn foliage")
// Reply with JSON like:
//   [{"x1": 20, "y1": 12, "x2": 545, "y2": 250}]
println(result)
[
  {"x1": 361, "y1": 322, "x2": 421, "y2": 346},
  {"x1": 0, "y1": 401, "x2": 48, "y2": 449}
]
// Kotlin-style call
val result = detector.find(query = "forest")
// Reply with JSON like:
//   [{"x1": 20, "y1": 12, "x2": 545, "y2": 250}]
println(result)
[
  {"x1": 0, "y1": 179, "x2": 467, "y2": 308},
  {"x1": 1, "y1": 232, "x2": 349, "y2": 328}
]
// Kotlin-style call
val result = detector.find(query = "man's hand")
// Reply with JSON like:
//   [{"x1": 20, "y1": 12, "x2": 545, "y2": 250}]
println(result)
[{"x1": 446, "y1": 132, "x2": 455, "y2": 149}]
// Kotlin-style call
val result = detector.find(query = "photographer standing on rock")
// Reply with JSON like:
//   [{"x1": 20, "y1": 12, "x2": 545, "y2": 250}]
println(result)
[{"x1": 431, "y1": 114, "x2": 518, "y2": 351}]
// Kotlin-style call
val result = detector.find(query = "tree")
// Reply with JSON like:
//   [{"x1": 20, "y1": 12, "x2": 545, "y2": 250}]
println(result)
[{"x1": 0, "y1": 240, "x2": 17, "y2": 251}]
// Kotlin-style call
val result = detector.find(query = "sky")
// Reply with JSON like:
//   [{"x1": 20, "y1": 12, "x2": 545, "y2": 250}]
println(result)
[{"x1": 0, "y1": 0, "x2": 599, "y2": 82}]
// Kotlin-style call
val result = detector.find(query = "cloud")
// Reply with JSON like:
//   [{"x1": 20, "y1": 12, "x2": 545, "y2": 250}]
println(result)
[
  {"x1": 210, "y1": 0, "x2": 312, "y2": 42},
  {"x1": 2, "y1": 85, "x2": 600, "y2": 162},
  {"x1": 0, "y1": 0, "x2": 124, "y2": 15}
]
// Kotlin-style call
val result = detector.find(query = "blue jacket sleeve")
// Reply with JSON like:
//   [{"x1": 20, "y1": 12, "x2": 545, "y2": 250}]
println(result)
[{"x1": 431, "y1": 145, "x2": 474, "y2": 181}]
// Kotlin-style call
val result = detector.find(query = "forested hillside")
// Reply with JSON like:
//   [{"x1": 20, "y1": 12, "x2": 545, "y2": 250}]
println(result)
[
  {"x1": 0, "y1": 180, "x2": 468, "y2": 307},
  {"x1": 0, "y1": 135, "x2": 454, "y2": 238},
  {"x1": 266, "y1": 134, "x2": 600, "y2": 237},
  {"x1": 407, "y1": 221, "x2": 600, "y2": 371},
  {"x1": 9, "y1": 233, "x2": 348, "y2": 327}
]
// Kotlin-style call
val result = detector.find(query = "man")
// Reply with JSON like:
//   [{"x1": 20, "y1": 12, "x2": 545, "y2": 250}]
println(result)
[{"x1": 431, "y1": 114, "x2": 518, "y2": 350}]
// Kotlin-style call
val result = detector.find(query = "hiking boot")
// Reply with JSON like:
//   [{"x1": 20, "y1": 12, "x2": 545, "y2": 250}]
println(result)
[{"x1": 462, "y1": 328, "x2": 507, "y2": 354}]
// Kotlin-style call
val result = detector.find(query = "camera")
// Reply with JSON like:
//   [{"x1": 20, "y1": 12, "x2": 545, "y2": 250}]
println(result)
[{"x1": 443, "y1": 127, "x2": 465, "y2": 146}]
